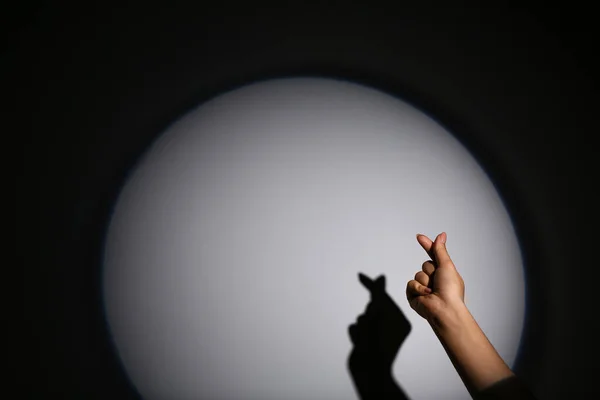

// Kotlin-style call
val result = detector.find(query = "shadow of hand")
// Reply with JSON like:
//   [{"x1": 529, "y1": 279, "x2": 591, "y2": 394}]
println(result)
[{"x1": 348, "y1": 273, "x2": 411, "y2": 400}]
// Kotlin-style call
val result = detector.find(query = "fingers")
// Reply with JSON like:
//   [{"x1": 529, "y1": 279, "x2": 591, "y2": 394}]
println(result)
[
  {"x1": 414, "y1": 271, "x2": 430, "y2": 286},
  {"x1": 406, "y1": 279, "x2": 432, "y2": 299},
  {"x1": 417, "y1": 232, "x2": 453, "y2": 267},
  {"x1": 422, "y1": 260, "x2": 435, "y2": 276},
  {"x1": 358, "y1": 273, "x2": 386, "y2": 293}
]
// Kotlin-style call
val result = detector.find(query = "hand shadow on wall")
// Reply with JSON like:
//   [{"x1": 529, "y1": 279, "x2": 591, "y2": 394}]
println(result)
[{"x1": 348, "y1": 273, "x2": 411, "y2": 400}]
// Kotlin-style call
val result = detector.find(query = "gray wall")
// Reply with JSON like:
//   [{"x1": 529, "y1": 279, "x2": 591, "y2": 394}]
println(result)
[{"x1": 103, "y1": 78, "x2": 525, "y2": 400}]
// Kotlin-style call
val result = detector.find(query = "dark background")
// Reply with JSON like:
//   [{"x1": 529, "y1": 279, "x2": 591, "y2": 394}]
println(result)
[{"x1": 10, "y1": 2, "x2": 597, "y2": 399}]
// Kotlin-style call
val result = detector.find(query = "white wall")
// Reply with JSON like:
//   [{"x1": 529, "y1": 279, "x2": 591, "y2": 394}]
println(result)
[{"x1": 102, "y1": 78, "x2": 525, "y2": 400}]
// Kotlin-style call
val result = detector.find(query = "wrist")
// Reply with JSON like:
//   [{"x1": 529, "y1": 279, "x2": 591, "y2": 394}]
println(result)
[{"x1": 427, "y1": 299, "x2": 470, "y2": 333}]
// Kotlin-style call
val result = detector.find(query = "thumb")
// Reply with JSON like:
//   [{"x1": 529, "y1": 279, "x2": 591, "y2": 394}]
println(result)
[{"x1": 433, "y1": 232, "x2": 453, "y2": 266}]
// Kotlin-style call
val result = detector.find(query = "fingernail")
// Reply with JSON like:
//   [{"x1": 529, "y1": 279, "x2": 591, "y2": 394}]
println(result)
[
  {"x1": 439, "y1": 232, "x2": 446, "y2": 244},
  {"x1": 425, "y1": 287, "x2": 432, "y2": 293}
]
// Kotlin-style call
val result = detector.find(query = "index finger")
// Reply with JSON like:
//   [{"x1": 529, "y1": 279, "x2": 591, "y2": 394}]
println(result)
[{"x1": 416, "y1": 233, "x2": 435, "y2": 261}]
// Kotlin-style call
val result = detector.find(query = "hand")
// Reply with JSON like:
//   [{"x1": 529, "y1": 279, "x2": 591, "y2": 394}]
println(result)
[
  {"x1": 406, "y1": 232, "x2": 465, "y2": 322},
  {"x1": 348, "y1": 273, "x2": 410, "y2": 400},
  {"x1": 405, "y1": 232, "x2": 532, "y2": 398},
  {"x1": 349, "y1": 273, "x2": 411, "y2": 372}
]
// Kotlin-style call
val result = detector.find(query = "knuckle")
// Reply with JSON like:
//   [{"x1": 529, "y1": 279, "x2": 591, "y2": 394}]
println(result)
[
  {"x1": 422, "y1": 261, "x2": 435, "y2": 274},
  {"x1": 415, "y1": 271, "x2": 428, "y2": 284},
  {"x1": 407, "y1": 280, "x2": 417, "y2": 291}
]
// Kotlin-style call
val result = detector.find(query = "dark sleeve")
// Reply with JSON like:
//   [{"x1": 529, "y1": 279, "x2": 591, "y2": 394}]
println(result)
[{"x1": 474, "y1": 376, "x2": 538, "y2": 400}]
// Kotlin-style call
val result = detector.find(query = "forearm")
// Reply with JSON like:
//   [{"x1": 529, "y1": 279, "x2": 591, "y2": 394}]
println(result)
[{"x1": 428, "y1": 302, "x2": 514, "y2": 397}]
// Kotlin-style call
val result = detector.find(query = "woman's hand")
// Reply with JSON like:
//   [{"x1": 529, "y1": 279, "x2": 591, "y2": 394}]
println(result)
[
  {"x1": 405, "y1": 231, "x2": 535, "y2": 399},
  {"x1": 406, "y1": 232, "x2": 465, "y2": 324}
]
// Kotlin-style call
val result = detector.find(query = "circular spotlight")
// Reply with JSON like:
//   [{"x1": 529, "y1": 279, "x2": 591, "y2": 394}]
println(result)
[{"x1": 102, "y1": 77, "x2": 525, "y2": 399}]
